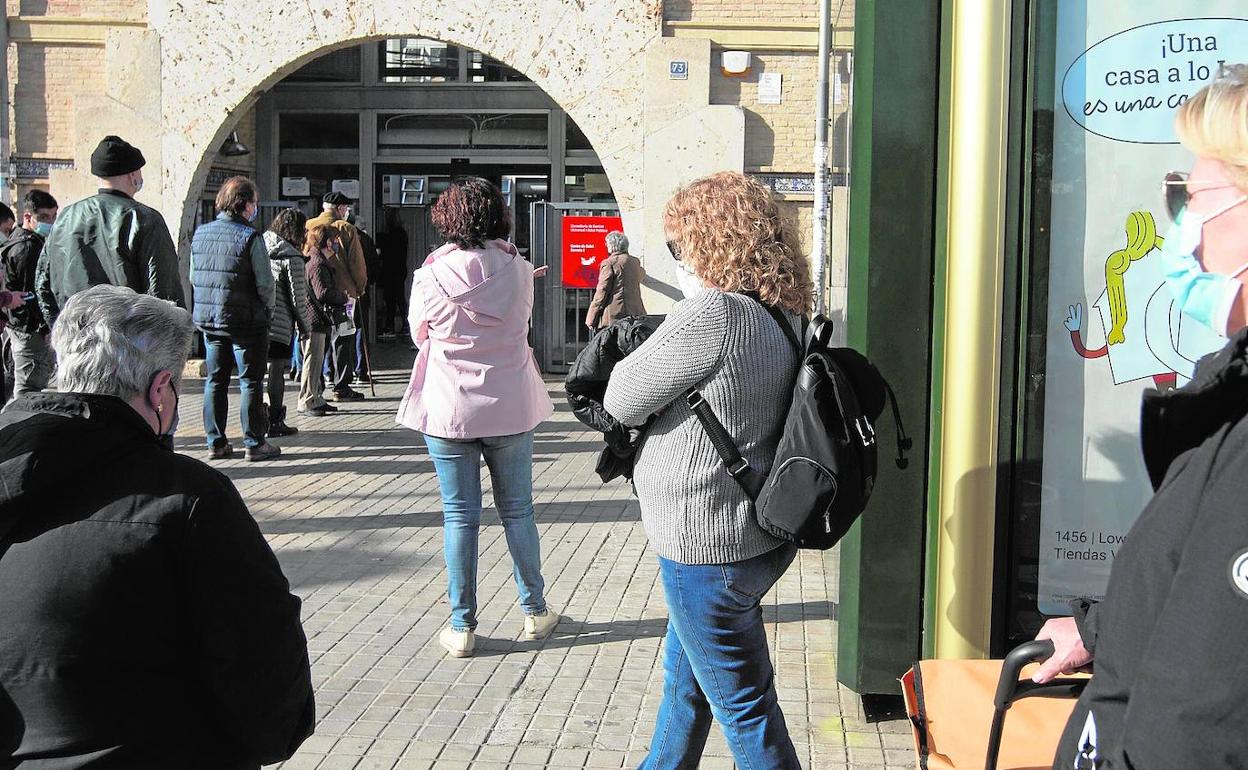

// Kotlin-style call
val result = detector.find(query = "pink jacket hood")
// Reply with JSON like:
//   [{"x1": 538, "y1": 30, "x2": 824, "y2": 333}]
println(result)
[
  {"x1": 396, "y1": 239, "x2": 553, "y2": 439},
  {"x1": 420, "y1": 239, "x2": 519, "y2": 326}
]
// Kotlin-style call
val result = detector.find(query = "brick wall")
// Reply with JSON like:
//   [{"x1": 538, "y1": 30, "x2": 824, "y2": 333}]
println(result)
[
  {"x1": 666, "y1": 0, "x2": 817, "y2": 23},
  {"x1": 6, "y1": 0, "x2": 148, "y2": 194},
  {"x1": 710, "y1": 50, "x2": 852, "y2": 174},
  {"x1": 665, "y1": 0, "x2": 855, "y2": 25},
  {"x1": 663, "y1": 0, "x2": 857, "y2": 300},
  {"x1": 11, "y1": 43, "x2": 106, "y2": 158},
  {"x1": 664, "y1": 0, "x2": 855, "y2": 175},
  {"x1": 8, "y1": 0, "x2": 144, "y2": 19}
]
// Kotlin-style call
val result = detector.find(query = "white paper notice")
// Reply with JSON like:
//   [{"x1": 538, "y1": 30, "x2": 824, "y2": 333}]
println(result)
[
  {"x1": 758, "y1": 72, "x2": 782, "y2": 105},
  {"x1": 1036, "y1": 1, "x2": 1248, "y2": 614}
]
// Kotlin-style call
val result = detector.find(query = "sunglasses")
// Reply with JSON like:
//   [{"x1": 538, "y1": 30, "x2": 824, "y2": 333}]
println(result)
[
  {"x1": 666, "y1": 239, "x2": 681, "y2": 260},
  {"x1": 1162, "y1": 171, "x2": 1242, "y2": 221}
]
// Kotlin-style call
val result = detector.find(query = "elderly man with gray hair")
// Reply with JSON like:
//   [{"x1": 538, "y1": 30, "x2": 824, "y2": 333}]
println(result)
[
  {"x1": 0, "y1": 284, "x2": 315, "y2": 767},
  {"x1": 586, "y1": 230, "x2": 647, "y2": 333}
]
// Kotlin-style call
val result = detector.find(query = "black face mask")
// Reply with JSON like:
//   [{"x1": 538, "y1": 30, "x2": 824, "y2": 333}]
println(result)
[{"x1": 151, "y1": 373, "x2": 179, "y2": 451}]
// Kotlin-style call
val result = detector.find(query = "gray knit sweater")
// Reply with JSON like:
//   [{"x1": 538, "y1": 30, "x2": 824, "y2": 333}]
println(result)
[{"x1": 603, "y1": 289, "x2": 800, "y2": 564}]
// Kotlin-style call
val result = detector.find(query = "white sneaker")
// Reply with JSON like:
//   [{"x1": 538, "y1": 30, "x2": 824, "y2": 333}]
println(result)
[
  {"x1": 439, "y1": 626, "x2": 475, "y2": 657},
  {"x1": 524, "y1": 609, "x2": 560, "y2": 640}
]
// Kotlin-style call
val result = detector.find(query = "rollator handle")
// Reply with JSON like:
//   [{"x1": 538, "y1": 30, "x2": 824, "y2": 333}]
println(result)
[{"x1": 985, "y1": 639, "x2": 1088, "y2": 770}]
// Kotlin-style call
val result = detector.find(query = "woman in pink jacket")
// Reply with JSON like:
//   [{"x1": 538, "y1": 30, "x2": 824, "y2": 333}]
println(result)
[{"x1": 397, "y1": 177, "x2": 558, "y2": 657}]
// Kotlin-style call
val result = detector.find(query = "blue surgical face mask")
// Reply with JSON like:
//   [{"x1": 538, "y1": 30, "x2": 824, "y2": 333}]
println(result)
[
  {"x1": 1160, "y1": 196, "x2": 1248, "y2": 335},
  {"x1": 247, "y1": 204, "x2": 259, "y2": 223},
  {"x1": 34, "y1": 222, "x2": 52, "y2": 237}
]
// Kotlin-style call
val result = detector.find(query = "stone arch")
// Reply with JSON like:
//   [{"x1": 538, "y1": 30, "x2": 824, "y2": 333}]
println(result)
[{"x1": 148, "y1": 0, "x2": 663, "y2": 252}]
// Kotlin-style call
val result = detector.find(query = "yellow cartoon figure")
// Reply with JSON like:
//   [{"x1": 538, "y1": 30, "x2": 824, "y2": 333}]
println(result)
[
  {"x1": 1103, "y1": 211, "x2": 1160, "y2": 345},
  {"x1": 1066, "y1": 210, "x2": 1225, "y2": 389}
]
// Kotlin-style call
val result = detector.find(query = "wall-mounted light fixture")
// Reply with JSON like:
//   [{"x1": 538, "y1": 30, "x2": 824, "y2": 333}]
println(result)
[
  {"x1": 218, "y1": 131, "x2": 250, "y2": 157},
  {"x1": 720, "y1": 50, "x2": 752, "y2": 78}
]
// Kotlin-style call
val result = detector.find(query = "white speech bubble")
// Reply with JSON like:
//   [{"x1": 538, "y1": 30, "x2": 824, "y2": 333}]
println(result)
[{"x1": 1062, "y1": 17, "x2": 1248, "y2": 144}]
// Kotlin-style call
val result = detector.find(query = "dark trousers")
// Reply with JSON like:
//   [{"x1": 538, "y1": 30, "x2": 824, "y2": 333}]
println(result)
[
  {"x1": 329, "y1": 325, "x2": 355, "y2": 394},
  {"x1": 203, "y1": 333, "x2": 268, "y2": 449},
  {"x1": 382, "y1": 279, "x2": 406, "y2": 332},
  {"x1": 354, "y1": 293, "x2": 370, "y2": 377},
  {"x1": 267, "y1": 359, "x2": 286, "y2": 410}
]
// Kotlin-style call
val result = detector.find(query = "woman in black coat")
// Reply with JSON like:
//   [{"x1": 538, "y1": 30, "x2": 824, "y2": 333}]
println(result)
[{"x1": 1033, "y1": 66, "x2": 1248, "y2": 770}]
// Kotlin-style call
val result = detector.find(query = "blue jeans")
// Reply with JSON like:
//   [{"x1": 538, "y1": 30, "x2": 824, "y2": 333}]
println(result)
[
  {"x1": 641, "y1": 544, "x2": 800, "y2": 770},
  {"x1": 423, "y1": 431, "x2": 547, "y2": 631},
  {"x1": 203, "y1": 333, "x2": 268, "y2": 449},
  {"x1": 290, "y1": 330, "x2": 302, "y2": 374}
]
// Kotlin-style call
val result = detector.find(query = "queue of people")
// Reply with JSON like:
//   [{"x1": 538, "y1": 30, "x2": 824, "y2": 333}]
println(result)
[
  {"x1": 6, "y1": 134, "x2": 380, "y2": 461},
  {"x1": 1, "y1": 65, "x2": 1247, "y2": 770}
]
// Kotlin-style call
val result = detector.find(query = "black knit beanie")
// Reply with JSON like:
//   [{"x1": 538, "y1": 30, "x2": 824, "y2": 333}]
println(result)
[{"x1": 90, "y1": 135, "x2": 146, "y2": 177}]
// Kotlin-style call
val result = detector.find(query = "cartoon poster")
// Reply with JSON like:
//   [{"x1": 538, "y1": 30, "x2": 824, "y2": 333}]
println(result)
[{"x1": 1037, "y1": 2, "x2": 1248, "y2": 614}]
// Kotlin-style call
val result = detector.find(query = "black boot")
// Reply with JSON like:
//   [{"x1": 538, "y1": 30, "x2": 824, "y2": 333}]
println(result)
[{"x1": 268, "y1": 405, "x2": 299, "y2": 437}]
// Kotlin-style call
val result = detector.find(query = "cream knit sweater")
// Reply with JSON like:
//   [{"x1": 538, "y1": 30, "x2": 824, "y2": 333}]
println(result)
[{"x1": 603, "y1": 289, "x2": 800, "y2": 564}]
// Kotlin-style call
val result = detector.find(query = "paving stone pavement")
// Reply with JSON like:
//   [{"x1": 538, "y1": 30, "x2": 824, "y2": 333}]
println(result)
[{"x1": 175, "y1": 341, "x2": 916, "y2": 769}]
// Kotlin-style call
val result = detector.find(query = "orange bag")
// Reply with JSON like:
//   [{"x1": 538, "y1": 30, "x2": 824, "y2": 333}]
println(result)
[{"x1": 900, "y1": 641, "x2": 1090, "y2": 770}]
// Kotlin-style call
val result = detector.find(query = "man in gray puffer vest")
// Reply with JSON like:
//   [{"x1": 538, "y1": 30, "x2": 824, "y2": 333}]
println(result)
[{"x1": 190, "y1": 176, "x2": 279, "y2": 462}]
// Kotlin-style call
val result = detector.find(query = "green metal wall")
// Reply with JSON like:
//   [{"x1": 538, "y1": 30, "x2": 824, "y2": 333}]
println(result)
[{"x1": 837, "y1": 0, "x2": 942, "y2": 694}]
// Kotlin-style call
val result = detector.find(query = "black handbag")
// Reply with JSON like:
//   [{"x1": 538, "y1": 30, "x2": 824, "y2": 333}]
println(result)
[{"x1": 325, "y1": 302, "x2": 350, "y2": 326}]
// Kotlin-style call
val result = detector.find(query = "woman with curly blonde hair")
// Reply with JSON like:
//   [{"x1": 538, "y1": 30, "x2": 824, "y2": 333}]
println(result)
[{"x1": 604, "y1": 171, "x2": 810, "y2": 768}]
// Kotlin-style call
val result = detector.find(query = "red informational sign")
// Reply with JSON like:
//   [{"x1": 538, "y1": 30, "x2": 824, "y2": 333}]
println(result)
[{"x1": 561, "y1": 215, "x2": 623, "y2": 289}]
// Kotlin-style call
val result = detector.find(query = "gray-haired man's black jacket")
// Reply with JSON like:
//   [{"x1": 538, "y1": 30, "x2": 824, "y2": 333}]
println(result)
[
  {"x1": 0, "y1": 392, "x2": 314, "y2": 768},
  {"x1": 1053, "y1": 328, "x2": 1248, "y2": 769}
]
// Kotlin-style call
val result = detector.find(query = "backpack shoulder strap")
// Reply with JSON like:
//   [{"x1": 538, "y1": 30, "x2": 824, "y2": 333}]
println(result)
[
  {"x1": 805, "y1": 315, "x2": 834, "y2": 350},
  {"x1": 763, "y1": 303, "x2": 803, "y2": 356},
  {"x1": 685, "y1": 389, "x2": 766, "y2": 499}
]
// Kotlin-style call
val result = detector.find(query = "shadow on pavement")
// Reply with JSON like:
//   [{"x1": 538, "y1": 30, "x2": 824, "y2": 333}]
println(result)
[
  {"x1": 215, "y1": 459, "x2": 436, "y2": 479},
  {"x1": 257, "y1": 499, "x2": 642, "y2": 535},
  {"x1": 467, "y1": 601, "x2": 839, "y2": 656},
  {"x1": 276, "y1": 546, "x2": 439, "y2": 590},
  {"x1": 261, "y1": 511, "x2": 444, "y2": 534}
]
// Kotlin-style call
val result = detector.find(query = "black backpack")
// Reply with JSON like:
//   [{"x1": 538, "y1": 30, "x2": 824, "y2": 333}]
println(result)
[{"x1": 687, "y1": 300, "x2": 910, "y2": 550}]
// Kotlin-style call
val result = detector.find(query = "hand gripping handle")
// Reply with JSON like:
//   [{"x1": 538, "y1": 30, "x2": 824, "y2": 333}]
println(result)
[{"x1": 985, "y1": 639, "x2": 1088, "y2": 770}]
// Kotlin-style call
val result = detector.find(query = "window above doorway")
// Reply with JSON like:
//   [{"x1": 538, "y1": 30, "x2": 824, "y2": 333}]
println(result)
[
  {"x1": 379, "y1": 39, "x2": 530, "y2": 84},
  {"x1": 285, "y1": 46, "x2": 363, "y2": 84},
  {"x1": 377, "y1": 113, "x2": 548, "y2": 151}
]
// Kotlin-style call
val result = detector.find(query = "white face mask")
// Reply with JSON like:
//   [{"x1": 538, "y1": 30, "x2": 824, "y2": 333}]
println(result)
[{"x1": 675, "y1": 261, "x2": 704, "y2": 299}]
